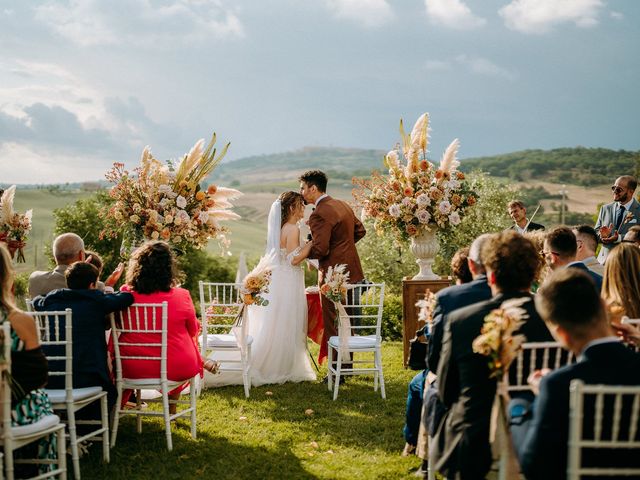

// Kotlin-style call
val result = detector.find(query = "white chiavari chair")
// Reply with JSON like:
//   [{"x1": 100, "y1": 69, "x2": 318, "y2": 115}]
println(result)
[{"x1": 506, "y1": 341, "x2": 576, "y2": 394}]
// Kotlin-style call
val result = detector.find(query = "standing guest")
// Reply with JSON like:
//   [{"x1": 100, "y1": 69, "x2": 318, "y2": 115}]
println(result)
[
  {"x1": 513, "y1": 269, "x2": 640, "y2": 480},
  {"x1": 595, "y1": 175, "x2": 640, "y2": 263},
  {"x1": 432, "y1": 231, "x2": 553, "y2": 480},
  {"x1": 623, "y1": 225, "x2": 640, "y2": 246},
  {"x1": 117, "y1": 241, "x2": 216, "y2": 413},
  {"x1": 507, "y1": 201, "x2": 544, "y2": 234},
  {"x1": 572, "y1": 225, "x2": 604, "y2": 276},
  {"x1": 601, "y1": 242, "x2": 640, "y2": 320},
  {"x1": 33, "y1": 262, "x2": 134, "y2": 409},
  {"x1": 28, "y1": 232, "x2": 84, "y2": 298},
  {"x1": 542, "y1": 227, "x2": 602, "y2": 292},
  {"x1": 0, "y1": 244, "x2": 57, "y2": 475}
]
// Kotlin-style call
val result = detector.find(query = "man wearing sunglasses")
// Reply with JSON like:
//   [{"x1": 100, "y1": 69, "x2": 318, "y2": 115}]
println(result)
[{"x1": 595, "y1": 175, "x2": 639, "y2": 263}]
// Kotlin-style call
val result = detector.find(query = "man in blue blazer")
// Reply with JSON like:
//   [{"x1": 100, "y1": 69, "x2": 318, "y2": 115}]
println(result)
[
  {"x1": 543, "y1": 227, "x2": 602, "y2": 292},
  {"x1": 514, "y1": 268, "x2": 640, "y2": 480},
  {"x1": 595, "y1": 175, "x2": 640, "y2": 263}
]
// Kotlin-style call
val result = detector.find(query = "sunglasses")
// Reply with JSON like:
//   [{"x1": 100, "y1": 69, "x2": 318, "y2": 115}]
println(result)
[{"x1": 611, "y1": 185, "x2": 624, "y2": 193}]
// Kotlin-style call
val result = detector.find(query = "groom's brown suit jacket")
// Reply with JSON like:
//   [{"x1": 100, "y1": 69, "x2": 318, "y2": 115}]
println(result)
[{"x1": 308, "y1": 196, "x2": 366, "y2": 339}]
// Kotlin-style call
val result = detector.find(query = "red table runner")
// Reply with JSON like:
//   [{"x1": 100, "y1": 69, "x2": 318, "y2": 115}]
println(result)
[{"x1": 306, "y1": 291, "x2": 327, "y2": 365}]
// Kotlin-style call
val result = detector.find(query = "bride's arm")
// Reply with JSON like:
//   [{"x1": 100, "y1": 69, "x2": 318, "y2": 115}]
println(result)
[{"x1": 284, "y1": 226, "x2": 312, "y2": 266}]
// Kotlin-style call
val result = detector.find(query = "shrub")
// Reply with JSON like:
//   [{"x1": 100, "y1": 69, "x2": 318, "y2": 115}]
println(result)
[{"x1": 381, "y1": 292, "x2": 403, "y2": 341}]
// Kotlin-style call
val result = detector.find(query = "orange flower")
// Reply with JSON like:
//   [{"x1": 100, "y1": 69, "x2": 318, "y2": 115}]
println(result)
[
  {"x1": 161, "y1": 228, "x2": 171, "y2": 240},
  {"x1": 207, "y1": 184, "x2": 217, "y2": 195},
  {"x1": 419, "y1": 160, "x2": 428, "y2": 171},
  {"x1": 406, "y1": 224, "x2": 418, "y2": 236},
  {"x1": 404, "y1": 186, "x2": 414, "y2": 196},
  {"x1": 467, "y1": 195, "x2": 477, "y2": 206},
  {"x1": 457, "y1": 172, "x2": 465, "y2": 180},
  {"x1": 195, "y1": 191, "x2": 206, "y2": 201},
  {"x1": 243, "y1": 293, "x2": 255, "y2": 305},
  {"x1": 392, "y1": 181, "x2": 401, "y2": 192},
  {"x1": 435, "y1": 170, "x2": 443, "y2": 179},
  {"x1": 451, "y1": 194, "x2": 462, "y2": 206}
]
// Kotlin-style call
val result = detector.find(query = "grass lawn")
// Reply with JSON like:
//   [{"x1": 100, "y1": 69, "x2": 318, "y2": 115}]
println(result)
[{"x1": 80, "y1": 342, "x2": 422, "y2": 479}]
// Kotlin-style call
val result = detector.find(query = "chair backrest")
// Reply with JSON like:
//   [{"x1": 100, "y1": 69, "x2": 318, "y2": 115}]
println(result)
[
  {"x1": 568, "y1": 379, "x2": 640, "y2": 479},
  {"x1": 1, "y1": 321, "x2": 12, "y2": 438},
  {"x1": 26, "y1": 310, "x2": 73, "y2": 393},
  {"x1": 507, "y1": 341, "x2": 576, "y2": 393},
  {"x1": 198, "y1": 282, "x2": 242, "y2": 347},
  {"x1": 342, "y1": 283, "x2": 385, "y2": 340},
  {"x1": 110, "y1": 302, "x2": 169, "y2": 383}
]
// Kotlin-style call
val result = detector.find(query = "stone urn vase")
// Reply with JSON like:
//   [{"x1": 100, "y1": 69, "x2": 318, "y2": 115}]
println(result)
[{"x1": 409, "y1": 230, "x2": 440, "y2": 280}]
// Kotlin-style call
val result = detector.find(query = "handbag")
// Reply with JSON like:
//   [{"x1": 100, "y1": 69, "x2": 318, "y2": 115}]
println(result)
[{"x1": 408, "y1": 326, "x2": 428, "y2": 370}]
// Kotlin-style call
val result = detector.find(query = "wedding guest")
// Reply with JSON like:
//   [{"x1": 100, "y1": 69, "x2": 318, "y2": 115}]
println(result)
[
  {"x1": 0, "y1": 243, "x2": 56, "y2": 475},
  {"x1": 601, "y1": 242, "x2": 640, "y2": 320},
  {"x1": 33, "y1": 262, "x2": 134, "y2": 409},
  {"x1": 623, "y1": 225, "x2": 640, "y2": 246},
  {"x1": 117, "y1": 241, "x2": 216, "y2": 413},
  {"x1": 507, "y1": 200, "x2": 544, "y2": 234},
  {"x1": 28, "y1": 232, "x2": 85, "y2": 298},
  {"x1": 595, "y1": 175, "x2": 640, "y2": 263},
  {"x1": 542, "y1": 227, "x2": 602, "y2": 291},
  {"x1": 85, "y1": 249, "x2": 125, "y2": 293},
  {"x1": 450, "y1": 247, "x2": 472, "y2": 284},
  {"x1": 514, "y1": 268, "x2": 640, "y2": 480},
  {"x1": 523, "y1": 230, "x2": 550, "y2": 290},
  {"x1": 572, "y1": 225, "x2": 604, "y2": 276},
  {"x1": 432, "y1": 231, "x2": 553, "y2": 480}
]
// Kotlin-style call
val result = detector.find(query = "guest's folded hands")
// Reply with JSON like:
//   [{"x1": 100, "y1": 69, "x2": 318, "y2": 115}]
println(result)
[{"x1": 527, "y1": 368, "x2": 551, "y2": 396}]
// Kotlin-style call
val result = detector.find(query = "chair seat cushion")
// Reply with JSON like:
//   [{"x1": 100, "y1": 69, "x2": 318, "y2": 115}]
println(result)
[
  {"x1": 45, "y1": 386, "x2": 105, "y2": 404},
  {"x1": 202, "y1": 333, "x2": 254, "y2": 348},
  {"x1": 328, "y1": 335, "x2": 378, "y2": 349},
  {"x1": 11, "y1": 414, "x2": 60, "y2": 438}
]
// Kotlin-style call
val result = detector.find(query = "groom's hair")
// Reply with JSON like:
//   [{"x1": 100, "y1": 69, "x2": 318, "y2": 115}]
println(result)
[{"x1": 299, "y1": 170, "x2": 327, "y2": 193}]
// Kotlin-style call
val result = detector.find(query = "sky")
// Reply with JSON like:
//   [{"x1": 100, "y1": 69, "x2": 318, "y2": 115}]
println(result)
[{"x1": 0, "y1": 0, "x2": 638, "y2": 184}]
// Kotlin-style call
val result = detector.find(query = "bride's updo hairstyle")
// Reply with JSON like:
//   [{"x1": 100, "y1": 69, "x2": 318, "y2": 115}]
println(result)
[{"x1": 279, "y1": 191, "x2": 304, "y2": 227}]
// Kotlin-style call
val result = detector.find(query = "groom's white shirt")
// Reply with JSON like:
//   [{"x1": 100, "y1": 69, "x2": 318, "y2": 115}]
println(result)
[{"x1": 315, "y1": 194, "x2": 328, "y2": 206}]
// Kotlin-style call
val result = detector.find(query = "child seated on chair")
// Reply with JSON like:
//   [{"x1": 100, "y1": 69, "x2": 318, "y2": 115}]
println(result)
[{"x1": 33, "y1": 261, "x2": 134, "y2": 409}]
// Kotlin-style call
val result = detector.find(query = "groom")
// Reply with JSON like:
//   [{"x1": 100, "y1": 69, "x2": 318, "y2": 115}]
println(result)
[{"x1": 299, "y1": 170, "x2": 366, "y2": 368}]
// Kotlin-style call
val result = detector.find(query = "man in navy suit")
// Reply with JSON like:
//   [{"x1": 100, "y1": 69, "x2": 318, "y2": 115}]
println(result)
[
  {"x1": 543, "y1": 226, "x2": 602, "y2": 292},
  {"x1": 595, "y1": 175, "x2": 640, "y2": 263},
  {"x1": 513, "y1": 268, "x2": 640, "y2": 479}
]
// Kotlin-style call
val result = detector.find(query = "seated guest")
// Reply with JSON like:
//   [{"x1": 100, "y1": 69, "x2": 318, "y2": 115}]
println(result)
[
  {"x1": 33, "y1": 262, "x2": 134, "y2": 408},
  {"x1": 433, "y1": 231, "x2": 553, "y2": 480},
  {"x1": 85, "y1": 250, "x2": 125, "y2": 293},
  {"x1": 572, "y1": 225, "x2": 604, "y2": 276},
  {"x1": 623, "y1": 225, "x2": 640, "y2": 246},
  {"x1": 543, "y1": 226, "x2": 603, "y2": 291},
  {"x1": 601, "y1": 242, "x2": 640, "y2": 320},
  {"x1": 117, "y1": 241, "x2": 217, "y2": 413},
  {"x1": 514, "y1": 269, "x2": 640, "y2": 480},
  {"x1": 28, "y1": 232, "x2": 85, "y2": 298},
  {"x1": 0, "y1": 244, "x2": 56, "y2": 476},
  {"x1": 507, "y1": 200, "x2": 544, "y2": 233}
]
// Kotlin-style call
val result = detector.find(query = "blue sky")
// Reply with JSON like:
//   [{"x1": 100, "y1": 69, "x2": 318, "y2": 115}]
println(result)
[{"x1": 0, "y1": 0, "x2": 638, "y2": 183}]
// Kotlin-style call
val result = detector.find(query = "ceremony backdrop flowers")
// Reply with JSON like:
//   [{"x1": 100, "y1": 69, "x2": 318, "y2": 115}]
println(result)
[
  {"x1": 101, "y1": 134, "x2": 241, "y2": 253},
  {"x1": 0, "y1": 186, "x2": 33, "y2": 263},
  {"x1": 354, "y1": 113, "x2": 478, "y2": 243}
]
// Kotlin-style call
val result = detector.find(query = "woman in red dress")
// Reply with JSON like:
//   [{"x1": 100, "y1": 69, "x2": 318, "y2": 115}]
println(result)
[{"x1": 118, "y1": 241, "x2": 215, "y2": 411}]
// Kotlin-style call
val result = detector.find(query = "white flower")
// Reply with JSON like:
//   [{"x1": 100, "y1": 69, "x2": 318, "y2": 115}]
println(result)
[
  {"x1": 176, "y1": 210, "x2": 190, "y2": 224},
  {"x1": 165, "y1": 214, "x2": 174, "y2": 224},
  {"x1": 198, "y1": 211, "x2": 209, "y2": 223},
  {"x1": 388, "y1": 204, "x2": 401, "y2": 218},
  {"x1": 159, "y1": 197, "x2": 171, "y2": 208},
  {"x1": 402, "y1": 197, "x2": 413, "y2": 207},
  {"x1": 176, "y1": 195, "x2": 187, "y2": 209},
  {"x1": 445, "y1": 179, "x2": 460, "y2": 190},
  {"x1": 448, "y1": 211, "x2": 461, "y2": 225},
  {"x1": 158, "y1": 184, "x2": 172, "y2": 195},
  {"x1": 151, "y1": 230, "x2": 160, "y2": 240},
  {"x1": 416, "y1": 209, "x2": 431, "y2": 224},
  {"x1": 438, "y1": 200, "x2": 451, "y2": 214},
  {"x1": 385, "y1": 150, "x2": 399, "y2": 169},
  {"x1": 129, "y1": 214, "x2": 140, "y2": 224},
  {"x1": 416, "y1": 193, "x2": 430, "y2": 207}
]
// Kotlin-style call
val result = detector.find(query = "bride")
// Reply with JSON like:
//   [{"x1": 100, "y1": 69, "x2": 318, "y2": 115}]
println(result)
[{"x1": 247, "y1": 191, "x2": 317, "y2": 386}]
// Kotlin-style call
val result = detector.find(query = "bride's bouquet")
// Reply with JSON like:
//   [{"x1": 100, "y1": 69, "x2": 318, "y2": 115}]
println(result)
[
  {"x1": 353, "y1": 113, "x2": 478, "y2": 243},
  {"x1": 320, "y1": 264, "x2": 350, "y2": 303},
  {"x1": 0, "y1": 186, "x2": 33, "y2": 263},
  {"x1": 101, "y1": 134, "x2": 242, "y2": 253},
  {"x1": 241, "y1": 255, "x2": 272, "y2": 306}
]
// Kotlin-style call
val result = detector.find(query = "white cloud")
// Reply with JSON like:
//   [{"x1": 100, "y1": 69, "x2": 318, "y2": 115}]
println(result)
[
  {"x1": 499, "y1": 0, "x2": 604, "y2": 34},
  {"x1": 325, "y1": 0, "x2": 393, "y2": 27},
  {"x1": 610, "y1": 11, "x2": 623, "y2": 20},
  {"x1": 34, "y1": 0, "x2": 244, "y2": 48},
  {"x1": 424, "y1": 55, "x2": 516, "y2": 80},
  {"x1": 424, "y1": 0, "x2": 486, "y2": 30},
  {"x1": 424, "y1": 59, "x2": 452, "y2": 71}
]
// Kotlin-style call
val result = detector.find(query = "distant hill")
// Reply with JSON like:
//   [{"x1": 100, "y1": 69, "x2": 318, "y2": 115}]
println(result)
[{"x1": 460, "y1": 147, "x2": 640, "y2": 186}]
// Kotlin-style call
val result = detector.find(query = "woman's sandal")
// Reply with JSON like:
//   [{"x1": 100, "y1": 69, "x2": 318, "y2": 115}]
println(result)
[{"x1": 203, "y1": 359, "x2": 221, "y2": 374}]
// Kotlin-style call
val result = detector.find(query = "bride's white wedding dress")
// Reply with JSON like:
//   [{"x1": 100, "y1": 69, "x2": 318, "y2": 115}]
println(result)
[{"x1": 247, "y1": 247, "x2": 316, "y2": 386}]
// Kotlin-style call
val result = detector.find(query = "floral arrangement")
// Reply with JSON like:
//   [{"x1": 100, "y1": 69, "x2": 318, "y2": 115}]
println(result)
[
  {"x1": 415, "y1": 290, "x2": 437, "y2": 332},
  {"x1": 472, "y1": 298, "x2": 529, "y2": 379},
  {"x1": 241, "y1": 255, "x2": 272, "y2": 306},
  {"x1": 101, "y1": 134, "x2": 242, "y2": 253},
  {"x1": 0, "y1": 186, "x2": 33, "y2": 263},
  {"x1": 353, "y1": 113, "x2": 478, "y2": 242},
  {"x1": 320, "y1": 264, "x2": 350, "y2": 303}
]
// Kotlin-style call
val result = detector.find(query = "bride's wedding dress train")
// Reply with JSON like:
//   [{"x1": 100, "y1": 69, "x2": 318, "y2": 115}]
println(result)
[{"x1": 247, "y1": 248, "x2": 316, "y2": 386}]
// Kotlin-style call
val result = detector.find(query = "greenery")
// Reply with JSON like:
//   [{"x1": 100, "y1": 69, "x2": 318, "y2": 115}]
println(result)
[
  {"x1": 461, "y1": 147, "x2": 640, "y2": 186},
  {"x1": 80, "y1": 342, "x2": 422, "y2": 479},
  {"x1": 380, "y1": 293, "x2": 403, "y2": 341}
]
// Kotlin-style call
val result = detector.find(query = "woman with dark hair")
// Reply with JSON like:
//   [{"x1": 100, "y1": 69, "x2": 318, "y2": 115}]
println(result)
[
  {"x1": 118, "y1": 241, "x2": 215, "y2": 410},
  {"x1": 247, "y1": 191, "x2": 316, "y2": 385}
]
